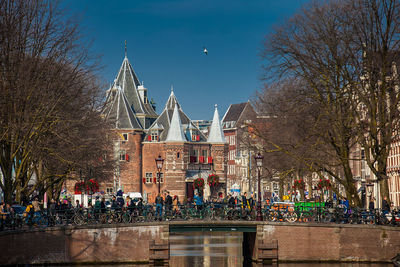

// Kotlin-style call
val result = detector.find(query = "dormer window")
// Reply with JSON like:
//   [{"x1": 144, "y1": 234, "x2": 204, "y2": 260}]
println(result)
[
  {"x1": 191, "y1": 130, "x2": 200, "y2": 142},
  {"x1": 121, "y1": 133, "x2": 128, "y2": 143},
  {"x1": 151, "y1": 131, "x2": 159, "y2": 141}
]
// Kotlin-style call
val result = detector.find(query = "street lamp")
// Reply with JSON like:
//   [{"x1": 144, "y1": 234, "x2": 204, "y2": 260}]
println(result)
[
  {"x1": 254, "y1": 153, "x2": 264, "y2": 221},
  {"x1": 155, "y1": 155, "x2": 164, "y2": 194}
]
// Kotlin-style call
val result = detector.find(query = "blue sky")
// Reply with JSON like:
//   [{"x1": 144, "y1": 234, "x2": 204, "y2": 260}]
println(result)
[{"x1": 66, "y1": 0, "x2": 310, "y2": 120}]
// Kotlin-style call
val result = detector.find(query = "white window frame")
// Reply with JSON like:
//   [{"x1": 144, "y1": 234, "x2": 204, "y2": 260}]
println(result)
[
  {"x1": 151, "y1": 131, "x2": 158, "y2": 141},
  {"x1": 119, "y1": 149, "x2": 127, "y2": 161},
  {"x1": 145, "y1": 172, "x2": 153, "y2": 183},
  {"x1": 122, "y1": 133, "x2": 128, "y2": 142},
  {"x1": 156, "y1": 172, "x2": 164, "y2": 183}
]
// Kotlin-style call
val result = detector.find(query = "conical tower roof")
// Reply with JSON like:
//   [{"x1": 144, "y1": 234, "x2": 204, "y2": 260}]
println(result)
[
  {"x1": 165, "y1": 103, "x2": 186, "y2": 142},
  {"x1": 165, "y1": 86, "x2": 180, "y2": 110},
  {"x1": 107, "y1": 55, "x2": 157, "y2": 129},
  {"x1": 207, "y1": 104, "x2": 226, "y2": 143},
  {"x1": 144, "y1": 88, "x2": 207, "y2": 142},
  {"x1": 102, "y1": 85, "x2": 142, "y2": 130}
]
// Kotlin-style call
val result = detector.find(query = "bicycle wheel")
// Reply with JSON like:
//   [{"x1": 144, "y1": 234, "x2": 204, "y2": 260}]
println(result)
[
  {"x1": 121, "y1": 212, "x2": 131, "y2": 223},
  {"x1": 145, "y1": 211, "x2": 154, "y2": 222},
  {"x1": 268, "y1": 211, "x2": 278, "y2": 222},
  {"x1": 73, "y1": 214, "x2": 85, "y2": 226},
  {"x1": 285, "y1": 211, "x2": 298, "y2": 223}
]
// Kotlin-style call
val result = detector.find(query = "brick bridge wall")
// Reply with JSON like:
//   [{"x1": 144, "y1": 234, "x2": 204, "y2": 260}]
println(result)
[
  {"x1": 0, "y1": 222, "x2": 399, "y2": 264},
  {"x1": 0, "y1": 223, "x2": 168, "y2": 265},
  {"x1": 256, "y1": 223, "x2": 400, "y2": 262}
]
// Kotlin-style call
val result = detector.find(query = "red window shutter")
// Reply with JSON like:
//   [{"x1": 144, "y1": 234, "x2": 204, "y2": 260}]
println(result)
[
  {"x1": 208, "y1": 157, "x2": 213, "y2": 164},
  {"x1": 196, "y1": 135, "x2": 200, "y2": 141},
  {"x1": 153, "y1": 177, "x2": 157, "y2": 183},
  {"x1": 148, "y1": 135, "x2": 152, "y2": 141},
  {"x1": 126, "y1": 154, "x2": 129, "y2": 161},
  {"x1": 142, "y1": 178, "x2": 146, "y2": 184},
  {"x1": 199, "y1": 156, "x2": 204, "y2": 163}
]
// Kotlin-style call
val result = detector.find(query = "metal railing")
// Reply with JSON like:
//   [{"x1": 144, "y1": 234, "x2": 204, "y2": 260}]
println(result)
[{"x1": 1, "y1": 203, "x2": 399, "y2": 231}]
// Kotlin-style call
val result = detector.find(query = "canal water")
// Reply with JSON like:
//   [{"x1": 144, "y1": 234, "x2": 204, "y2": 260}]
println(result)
[
  {"x1": 168, "y1": 232, "x2": 392, "y2": 267},
  {"x1": 69, "y1": 231, "x2": 393, "y2": 267}
]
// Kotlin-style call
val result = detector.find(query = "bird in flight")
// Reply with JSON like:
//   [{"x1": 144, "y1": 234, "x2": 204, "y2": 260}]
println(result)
[{"x1": 203, "y1": 47, "x2": 208, "y2": 55}]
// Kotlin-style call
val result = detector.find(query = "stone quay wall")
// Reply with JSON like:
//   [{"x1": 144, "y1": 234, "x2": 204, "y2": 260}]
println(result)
[
  {"x1": 0, "y1": 222, "x2": 399, "y2": 264},
  {"x1": 257, "y1": 222, "x2": 400, "y2": 263},
  {"x1": 0, "y1": 223, "x2": 168, "y2": 265}
]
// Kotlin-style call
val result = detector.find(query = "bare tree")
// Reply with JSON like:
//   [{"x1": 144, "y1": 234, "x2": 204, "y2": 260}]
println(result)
[
  {"x1": 0, "y1": 0, "x2": 114, "y2": 203},
  {"x1": 259, "y1": 0, "x2": 400, "y2": 206}
]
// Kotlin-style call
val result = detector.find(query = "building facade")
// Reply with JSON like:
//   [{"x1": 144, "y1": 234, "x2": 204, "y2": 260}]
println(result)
[
  {"x1": 221, "y1": 102, "x2": 258, "y2": 195},
  {"x1": 97, "y1": 55, "x2": 228, "y2": 203}
]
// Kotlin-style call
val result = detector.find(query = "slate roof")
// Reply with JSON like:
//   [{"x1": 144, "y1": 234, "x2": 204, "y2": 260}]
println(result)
[
  {"x1": 144, "y1": 89, "x2": 207, "y2": 142},
  {"x1": 165, "y1": 103, "x2": 186, "y2": 142},
  {"x1": 222, "y1": 102, "x2": 247, "y2": 123},
  {"x1": 102, "y1": 86, "x2": 142, "y2": 130},
  {"x1": 207, "y1": 105, "x2": 227, "y2": 143},
  {"x1": 106, "y1": 56, "x2": 157, "y2": 129}
]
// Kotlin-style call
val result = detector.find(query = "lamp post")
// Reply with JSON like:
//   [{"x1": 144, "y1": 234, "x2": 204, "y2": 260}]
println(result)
[
  {"x1": 80, "y1": 170, "x2": 83, "y2": 206},
  {"x1": 254, "y1": 153, "x2": 264, "y2": 221},
  {"x1": 155, "y1": 155, "x2": 164, "y2": 194}
]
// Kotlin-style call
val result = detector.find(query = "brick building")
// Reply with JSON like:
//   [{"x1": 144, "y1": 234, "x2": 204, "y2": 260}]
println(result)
[
  {"x1": 221, "y1": 102, "x2": 258, "y2": 195},
  {"x1": 99, "y1": 55, "x2": 228, "y2": 203}
]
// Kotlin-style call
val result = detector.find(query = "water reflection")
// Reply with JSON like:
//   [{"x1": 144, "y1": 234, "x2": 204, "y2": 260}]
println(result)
[
  {"x1": 169, "y1": 232, "x2": 243, "y2": 267},
  {"x1": 65, "y1": 231, "x2": 393, "y2": 267}
]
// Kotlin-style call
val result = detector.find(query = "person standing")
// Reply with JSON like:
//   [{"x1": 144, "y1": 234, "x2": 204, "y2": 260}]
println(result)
[
  {"x1": 194, "y1": 192, "x2": 204, "y2": 210},
  {"x1": 228, "y1": 194, "x2": 235, "y2": 208},
  {"x1": 241, "y1": 192, "x2": 249, "y2": 210},
  {"x1": 368, "y1": 197, "x2": 375, "y2": 210},
  {"x1": 172, "y1": 195, "x2": 179, "y2": 213},
  {"x1": 382, "y1": 196, "x2": 390, "y2": 214},
  {"x1": 32, "y1": 197, "x2": 41, "y2": 213},
  {"x1": 165, "y1": 191, "x2": 173, "y2": 214},
  {"x1": 155, "y1": 193, "x2": 164, "y2": 221}
]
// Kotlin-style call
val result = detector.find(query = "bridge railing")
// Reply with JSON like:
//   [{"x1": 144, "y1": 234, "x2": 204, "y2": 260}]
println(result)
[{"x1": 1, "y1": 203, "x2": 399, "y2": 231}]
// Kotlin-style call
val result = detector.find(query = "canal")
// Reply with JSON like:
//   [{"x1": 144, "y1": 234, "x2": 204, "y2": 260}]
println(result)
[{"x1": 168, "y1": 231, "x2": 392, "y2": 267}]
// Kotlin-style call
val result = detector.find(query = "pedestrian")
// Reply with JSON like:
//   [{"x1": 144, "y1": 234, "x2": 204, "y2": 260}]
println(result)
[
  {"x1": 100, "y1": 198, "x2": 106, "y2": 214},
  {"x1": 136, "y1": 198, "x2": 143, "y2": 215},
  {"x1": 249, "y1": 193, "x2": 255, "y2": 211},
  {"x1": 75, "y1": 199, "x2": 81, "y2": 209},
  {"x1": 32, "y1": 197, "x2": 41, "y2": 212},
  {"x1": 0, "y1": 203, "x2": 6, "y2": 230},
  {"x1": 382, "y1": 196, "x2": 390, "y2": 214},
  {"x1": 111, "y1": 195, "x2": 118, "y2": 210},
  {"x1": 165, "y1": 191, "x2": 173, "y2": 213},
  {"x1": 368, "y1": 197, "x2": 375, "y2": 210},
  {"x1": 194, "y1": 192, "x2": 204, "y2": 210},
  {"x1": 228, "y1": 194, "x2": 235, "y2": 208},
  {"x1": 155, "y1": 193, "x2": 164, "y2": 221},
  {"x1": 172, "y1": 195, "x2": 179, "y2": 213},
  {"x1": 116, "y1": 190, "x2": 124, "y2": 208},
  {"x1": 241, "y1": 192, "x2": 250, "y2": 210}
]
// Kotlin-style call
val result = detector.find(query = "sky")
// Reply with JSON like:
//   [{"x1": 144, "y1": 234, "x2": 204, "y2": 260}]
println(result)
[{"x1": 65, "y1": 0, "x2": 310, "y2": 120}]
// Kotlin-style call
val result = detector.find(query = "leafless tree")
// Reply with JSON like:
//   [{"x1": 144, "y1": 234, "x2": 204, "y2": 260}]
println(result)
[
  {"x1": 0, "y1": 0, "x2": 114, "y2": 203},
  {"x1": 258, "y1": 0, "x2": 400, "y2": 206}
]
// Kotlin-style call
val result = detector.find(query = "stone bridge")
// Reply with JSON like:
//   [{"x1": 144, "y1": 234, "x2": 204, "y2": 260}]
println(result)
[{"x1": 1, "y1": 221, "x2": 399, "y2": 265}]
